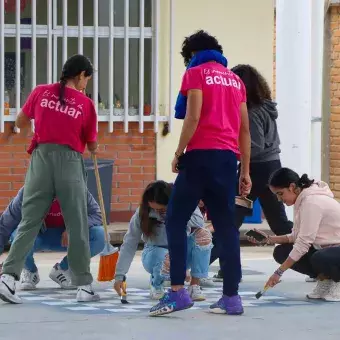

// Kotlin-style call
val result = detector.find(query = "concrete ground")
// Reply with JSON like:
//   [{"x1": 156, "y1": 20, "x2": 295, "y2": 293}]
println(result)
[{"x1": 0, "y1": 247, "x2": 339, "y2": 340}]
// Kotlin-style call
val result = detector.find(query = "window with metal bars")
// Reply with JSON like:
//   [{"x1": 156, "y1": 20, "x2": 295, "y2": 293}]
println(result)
[{"x1": 0, "y1": 0, "x2": 170, "y2": 133}]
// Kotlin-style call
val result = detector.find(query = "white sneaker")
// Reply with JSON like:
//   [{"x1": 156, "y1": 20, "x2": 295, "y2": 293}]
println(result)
[
  {"x1": 20, "y1": 269, "x2": 40, "y2": 290},
  {"x1": 200, "y1": 277, "x2": 215, "y2": 287},
  {"x1": 323, "y1": 281, "x2": 340, "y2": 302},
  {"x1": 305, "y1": 276, "x2": 317, "y2": 283},
  {"x1": 0, "y1": 274, "x2": 22, "y2": 304},
  {"x1": 188, "y1": 284, "x2": 206, "y2": 301},
  {"x1": 76, "y1": 285, "x2": 100, "y2": 302},
  {"x1": 150, "y1": 285, "x2": 165, "y2": 300},
  {"x1": 307, "y1": 280, "x2": 332, "y2": 299},
  {"x1": 49, "y1": 263, "x2": 75, "y2": 289}
]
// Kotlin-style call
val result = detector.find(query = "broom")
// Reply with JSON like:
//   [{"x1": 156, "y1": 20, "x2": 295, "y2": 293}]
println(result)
[{"x1": 92, "y1": 153, "x2": 119, "y2": 282}]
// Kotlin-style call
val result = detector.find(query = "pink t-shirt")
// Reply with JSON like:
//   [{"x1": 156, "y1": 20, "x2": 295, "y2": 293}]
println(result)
[
  {"x1": 180, "y1": 62, "x2": 246, "y2": 155},
  {"x1": 44, "y1": 199, "x2": 65, "y2": 228},
  {"x1": 22, "y1": 83, "x2": 97, "y2": 154}
]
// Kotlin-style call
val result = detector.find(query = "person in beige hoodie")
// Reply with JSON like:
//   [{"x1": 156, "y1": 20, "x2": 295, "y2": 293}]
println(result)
[{"x1": 251, "y1": 167, "x2": 340, "y2": 302}]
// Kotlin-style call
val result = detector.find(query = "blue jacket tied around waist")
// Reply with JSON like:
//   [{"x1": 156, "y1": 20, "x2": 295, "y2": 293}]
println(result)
[{"x1": 174, "y1": 50, "x2": 228, "y2": 120}]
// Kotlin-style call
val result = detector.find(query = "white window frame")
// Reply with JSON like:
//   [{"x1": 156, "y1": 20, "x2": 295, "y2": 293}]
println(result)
[{"x1": 0, "y1": 0, "x2": 174, "y2": 133}]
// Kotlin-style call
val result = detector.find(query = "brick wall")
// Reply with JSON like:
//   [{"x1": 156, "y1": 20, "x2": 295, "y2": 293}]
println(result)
[
  {"x1": 330, "y1": 5, "x2": 340, "y2": 198},
  {"x1": 0, "y1": 122, "x2": 156, "y2": 221}
]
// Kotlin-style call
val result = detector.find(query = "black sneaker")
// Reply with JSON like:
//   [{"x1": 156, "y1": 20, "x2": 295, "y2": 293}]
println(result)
[{"x1": 213, "y1": 270, "x2": 223, "y2": 282}]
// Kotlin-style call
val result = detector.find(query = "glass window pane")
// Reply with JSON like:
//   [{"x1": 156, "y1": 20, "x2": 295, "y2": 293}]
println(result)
[
  {"x1": 36, "y1": 38, "x2": 48, "y2": 85},
  {"x1": 114, "y1": 0, "x2": 152, "y2": 28},
  {"x1": 145, "y1": 0, "x2": 152, "y2": 27},
  {"x1": 114, "y1": 0, "x2": 124, "y2": 27},
  {"x1": 4, "y1": 38, "x2": 19, "y2": 108},
  {"x1": 129, "y1": 39, "x2": 139, "y2": 113},
  {"x1": 113, "y1": 38, "x2": 124, "y2": 113},
  {"x1": 144, "y1": 38, "x2": 152, "y2": 112},
  {"x1": 57, "y1": 0, "x2": 81, "y2": 26},
  {"x1": 83, "y1": 1, "x2": 94, "y2": 26},
  {"x1": 129, "y1": 0, "x2": 139, "y2": 27},
  {"x1": 98, "y1": 37, "x2": 109, "y2": 113}
]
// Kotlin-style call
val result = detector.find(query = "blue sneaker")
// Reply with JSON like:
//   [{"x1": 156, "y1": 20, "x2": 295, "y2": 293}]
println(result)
[
  {"x1": 209, "y1": 295, "x2": 244, "y2": 315},
  {"x1": 149, "y1": 288, "x2": 194, "y2": 316}
]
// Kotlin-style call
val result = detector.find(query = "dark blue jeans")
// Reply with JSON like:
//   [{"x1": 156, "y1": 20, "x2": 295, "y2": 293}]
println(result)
[{"x1": 166, "y1": 150, "x2": 241, "y2": 296}]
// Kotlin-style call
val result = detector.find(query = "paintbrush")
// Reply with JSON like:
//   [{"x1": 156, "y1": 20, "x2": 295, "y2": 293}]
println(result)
[
  {"x1": 121, "y1": 276, "x2": 129, "y2": 304},
  {"x1": 255, "y1": 285, "x2": 270, "y2": 299},
  {"x1": 235, "y1": 196, "x2": 253, "y2": 216}
]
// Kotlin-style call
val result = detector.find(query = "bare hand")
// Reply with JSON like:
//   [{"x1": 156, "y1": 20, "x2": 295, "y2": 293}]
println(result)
[
  {"x1": 239, "y1": 173, "x2": 252, "y2": 197},
  {"x1": 61, "y1": 231, "x2": 69, "y2": 248},
  {"x1": 171, "y1": 156, "x2": 179, "y2": 173},
  {"x1": 265, "y1": 273, "x2": 281, "y2": 288},
  {"x1": 114, "y1": 280, "x2": 126, "y2": 297}
]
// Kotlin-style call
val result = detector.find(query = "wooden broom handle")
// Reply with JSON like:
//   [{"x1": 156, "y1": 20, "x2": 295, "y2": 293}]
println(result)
[{"x1": 92, "y1": 154, "x2": 109, "y2": 243}]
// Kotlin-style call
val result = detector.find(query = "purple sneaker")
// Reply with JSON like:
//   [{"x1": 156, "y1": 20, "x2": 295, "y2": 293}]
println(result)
[
  {"x1": 209, "y1": 295, "x2": 244, "y2": 315},
  {"x1": 149, "y1": 288, "x2": 194, "y2": 316}
]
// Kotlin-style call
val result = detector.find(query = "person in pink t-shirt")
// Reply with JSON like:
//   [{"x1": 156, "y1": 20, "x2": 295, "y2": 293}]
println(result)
[
  {"x1": 0, "y1": 55, "x2": 99, "y2": 305},
  {"x1": 150, "y1": 30, "x2": 251, "y2": 317}
]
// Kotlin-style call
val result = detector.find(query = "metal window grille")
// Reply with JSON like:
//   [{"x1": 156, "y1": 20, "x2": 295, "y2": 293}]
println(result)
[{"x1": 0, "y1": 0, "x2": 174, "y2": 133}]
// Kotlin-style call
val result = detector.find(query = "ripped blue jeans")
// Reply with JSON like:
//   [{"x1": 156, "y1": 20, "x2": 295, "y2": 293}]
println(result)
[{"x1": 141, "y1": 228, "x2": 213, "y2": 289}]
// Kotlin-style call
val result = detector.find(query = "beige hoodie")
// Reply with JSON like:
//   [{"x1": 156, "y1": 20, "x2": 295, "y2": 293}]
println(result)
[{"x1": 288, "y1": 181, "x2": 340, "y2": 262}]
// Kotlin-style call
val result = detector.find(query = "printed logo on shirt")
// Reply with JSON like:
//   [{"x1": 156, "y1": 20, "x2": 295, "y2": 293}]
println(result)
[
  {"x1": 40, "y1": 90, "x2": 83, "y2": 119},
  {"x1": 205, "y1": 75, "x2": 241, "y2": 90},
  {"x1": 40, "y1": 99, "x2": 83, "y2": 119},
  {"x1": 47, "y1": 212, "x2": 62, "y2": 217}
]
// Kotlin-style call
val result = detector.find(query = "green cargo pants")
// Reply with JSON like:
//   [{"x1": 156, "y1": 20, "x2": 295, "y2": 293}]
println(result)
[{"x1": 2, "y1": 144, "x2": 92, "y2": 286}]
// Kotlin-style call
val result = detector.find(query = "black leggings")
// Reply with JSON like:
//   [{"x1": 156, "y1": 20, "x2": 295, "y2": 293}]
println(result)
[
  {"x1": 210, "y1": 160, "x2": 293, "y2": 266},
  {"x1": 274, "y1": 244, "x2": 340, "y2": 282}
]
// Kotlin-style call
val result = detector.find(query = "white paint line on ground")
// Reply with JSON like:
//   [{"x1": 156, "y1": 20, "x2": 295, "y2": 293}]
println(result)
[
  {"x1": 66, "y1": 306, "x2": 100, "y2": 311},
  {"x1": 105, "y1": 308, "x2": 140, "y2": 313},
  {"x1": 23, "y1": 296, "x2": 55, "y2": 301}
]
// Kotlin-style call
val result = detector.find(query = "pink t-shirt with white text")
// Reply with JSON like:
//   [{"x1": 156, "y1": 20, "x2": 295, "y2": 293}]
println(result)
[
  {"x1": 22, "y1": 83, "x2": 97, "y2": 154},
  {"x1": 180, "y1": 62, "x2": 246, "y2": 155}
]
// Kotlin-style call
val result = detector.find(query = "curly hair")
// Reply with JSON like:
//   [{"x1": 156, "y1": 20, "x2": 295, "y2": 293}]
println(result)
[
  {"x1": 231, "y1": 64, "x2": 272, "y2": 110},
  {"x1": 181, "y1": 30, "x2": 223, "y2": 67}
]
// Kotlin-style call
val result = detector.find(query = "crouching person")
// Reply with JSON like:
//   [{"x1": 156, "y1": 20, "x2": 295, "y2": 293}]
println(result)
[
  {"x1": 261, "y1": 168, "x2": 340, "y2": 302},
  {"x1": 114, "y1": 181, "x2": 212, "y2": 301},
  {"x1": 0, "y1": 187, "x2": 105, "y2": 293}
]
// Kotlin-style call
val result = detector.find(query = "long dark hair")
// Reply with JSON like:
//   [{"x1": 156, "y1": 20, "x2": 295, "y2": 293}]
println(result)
[
  {"x1": 181, "y1": 30, "x2": 223, "y2": 67},
  {"x1": 139, "y1": 181, "x2": 173, "y2": 236},
  {"x1": 59, "y1": 54, "x2": 93, "y2": 107},
  {"x1": 269, "y1": 168, "x2": 314, "y2": 190},
  {"x1": 231, "y1": 64, "x2": 272, "y2": 110}
]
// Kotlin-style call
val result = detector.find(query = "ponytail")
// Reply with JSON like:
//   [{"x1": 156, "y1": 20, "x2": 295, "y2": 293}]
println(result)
[
  {"x1": 269, "y1": 167, "x2": 315, "y2": 191},
  {"x1": 59, "y1": 75, "x2": 67, "y2": 107},
  {"x1": 297, "y1": 174, "x2": 314, "y2": 189}
]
